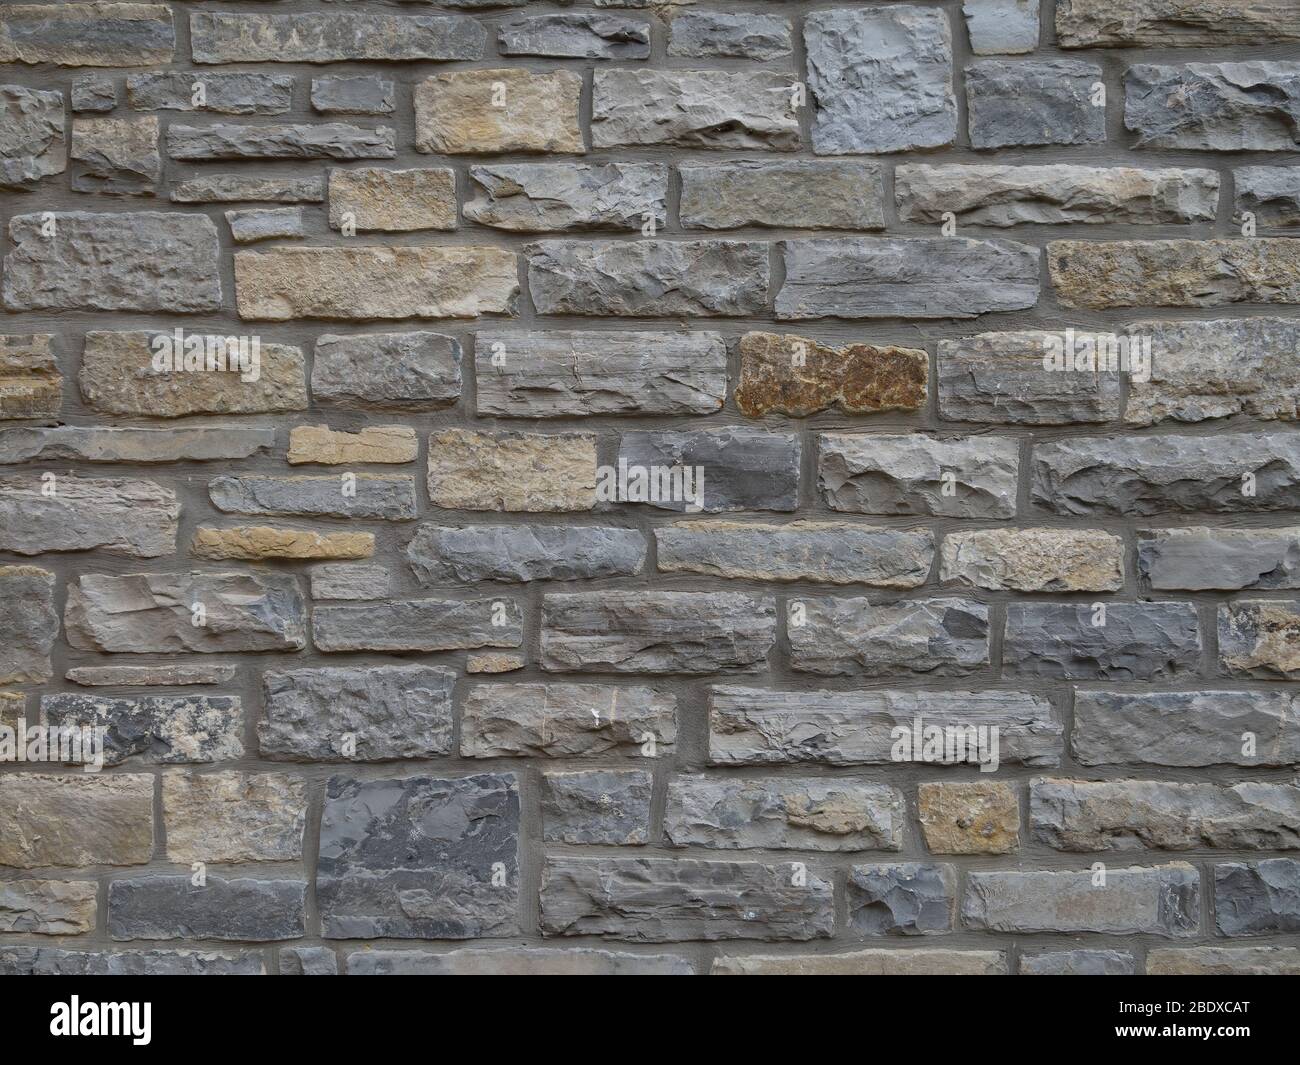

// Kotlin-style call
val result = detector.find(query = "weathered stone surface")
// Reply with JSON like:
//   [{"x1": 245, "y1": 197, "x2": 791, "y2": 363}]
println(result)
[
  {"x1": 0, "y1": 85, "x2": 65, "y2": 189},
  {"x1": 1031, "y1": 779, "x2": 1300, "y2": 852},
  {"x1": 0, "y1": 774, "x2": 153, "y2": 868},
  {"x1": 209, "y1": 474, "x2": 417, "y2": 521},
  {"x1": 0, "y1": 475, "x2": 177, "y2": 558},
  {"x1": 171, "y1": 174, "x2": 324, "y2": 204},
  {"x1": 309, "y1": 564, "x2": 390, "y2": 602},
  {"x1": 1072, "y1": 690, "x2": 1300, "y2": 767},
  {"x1": 805, "y1": 6, "x2": 956, "y2": 154},
  {"x1": 236, "y1": 247, "x2": 517, "y2": 321},
  {"x1": 71, "y1": 76, "x2": 115, "y2": 113},
  {"x1": 967, "y1": 59, "x2": 1104, "y2": 148},
  {"x1": 669, "y1": 11, "x2": 791, "y2": 59},
  {"x1": 314, "y1": 332, "x2": 460, "y2": 410},
  {"x1": 1140, "y1": 527, "x2": 1300, "y2": 590},
  {"x1": 318, "y1": 773, "x2": 520, "y2": 939},
  {"x1": 42, "y1": 692, "x2": 242, "y2": 766},
  {"x1": 127, "y1": 71, "x2": 292, "y2": 114},
  {"x1": 499, "y1": 13, "x2": 649, "y2": 58},
  {"x1": 163, "y1": 771, "x2": 307, "y2": 863},
  {"x1": 542, "y1": 591, "x2": 776, "y2": 674},
  {"x1": 80, "y1": 331, "x2": 305, "y2": 417},
  {"x1": 1031, "y1": 432, "x2": 1300, "y2": 515},
  {"x1": 666, "y1": 778, "x2": 904, "y2": 852},
  {"x1": 918, "y1": 782, "x2": 1020, "y2": 855},
  {"x1": 1147, "y1": 946, "x2": 1300, "y2": 975},
  {"x1": 543, "y1": 769, "x2": 653, "y2": 845},
  {"x1": 679, "y1": 160, "x2": 884, "y2": 231},
  {"x1": 656, "y1": 521, "x2": 933, "y2": 587},
  {"x1": 288, "y1": 425, "x2": 417, "y2": 465},
  {"x1": 941, "y1": 528, "x2": 1124, "y2": 591},
  {"x1": 1219, "y1": 599, "x2": 1300, "y2": 678},
  {"x1": 0, "y1": 4, "x2": 175, "y2": 66},
  {"x1": 789, "y1": 597, "x2": 989, "y2": 677},
  {"x1": 280, "y1": 947, "x2": 337, "y2": 976},
  {"x1": 1216, "y1": 859, "x2": 1300, "y2": 935},
  {"x1": 712, "y1": 949, "x2": 1007, "y2": 976},
  {"x1": 963, "y1": 864, "x2": 1199, "y2": 935},
  {"x1": 736, "y1": 332, "x2": 926, "y2": 417},
  {"x1": 529, "y1": 240, "x2": 768, "y2": 318},
  {"x1": 428, "y1": 428, "x2": 595, "y2": 512},
  {"x1": 408, "y1": 523, "x2": 644, "y2": 584},
  {"x1": 0, "y1": 880, "x2": 96, "y2": 935},
  {"x1": 709, "y1": 687, "x2": 1063, "y2": 767},
  {"x1": 592, "y1": 69, "x2": 798, "y2": 150},
  {"x1": 0, "y1": 426, "x2": 274, "y2": 465},
  {"x1": 541, "y1": 858, "x2": 834, "y2": 942},
  {"x1": 0, "y1": 565, "x2": 56, "y2": 683},
  {"x1": 1126, "y1": 62, "x2": 1300, "y2": 150},
  {"x1": 617, "y1": 427, "x2": 799, "y2": 512},
  {"x1": 312, "y1": 75, "x2": 393, "y2": 115},
  {"x1": 347, "y1": 949, "x2": 692, "y2": 976},
  {"x1": 65, "y1": 570, "x2": 305, "y2": 653},
  {"x1": 820, "y1": 433, "x2": 1019, "y2": 518},
  {"x1": 1004, "y1": 602, "x2": 1199, "y2": 680},
  {"x1": 0, "y1": 335, "x2": 60, "y2": 419},
  {"x1": 475, "y1": 329, "x2": 724, "y2": 416},
  {"x1": 465, "y1": 163, "x2": 666, "y2": 233},
  {"x1": 329, "y1": 167, "x2": 456, "y2": 232},
  {"x1": 849, "y1": 863, "x2": 956, "y2": 936},
  {"x1": 312, "y1": 598, "x2": 522, "y2": 653},
  {"x1": 777, "y1": 238, "x2": 1040, "y2": 320},
  {"x1": 1020, "y1": 951, "x2": 1136, "y2": 976},
  {"x1": 4, "y1": 212, "x2": 221, "y2": 313},
  {"x1": 168, "y1": 123, "x2": 395, "y2": 161},
  {"x1": 1235, "y1": 166, "x2": 1300, "y2": 226},
  {"x1": 897, "y1": 164, "x2": 1217, "y2": 226},
  {"x1": 1059, "y1": 0, "x2": 1300, "y2": 46},
  {"x1": 225, "y1": 207, "x2": 305, "y2": 244},
  {"x1": 462, "y1": 683, "x2": 676, "y2": 758},
  {"x1": 191, "y1": 526, "x2": 373, "y2": 562},
  {"x1": 416, "y1": 69, "x2": 581, "y2": 154},
  {"x1": 108, "y1": 875, "x2": 305, "y2": 941},
  {"x1": 261, "y1": 666, "x2": 454, "y2": 762},
  {"x1": 466, "y1": 651, "x2": 525, "y2": 674},
  {"x1": 965, "y1": 0, "x2": 1039, "y2": 54},
  {"x1": 67, "y1": 664, "x2": 237, "y2": 687},
  {"x1": 191, "y1": 12, "x2": 485, "y2": 64},
  {"x1": 0, "y1": 948, "x2": 263, "y2": 976}
]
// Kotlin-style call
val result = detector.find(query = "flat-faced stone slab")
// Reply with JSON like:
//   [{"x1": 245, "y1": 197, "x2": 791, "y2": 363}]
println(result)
[
  {"x1": 108, "y1": 875, "x2": 305, "y2": 941},
  {"x1": 0, "y1": 880, "x2": 97, "y2": 935},
  {"x1": 167, "y1": 123, "x2": 394, "y2": 161},
  {"x1": 191, "y1": 12, "x2": 485, "y2": 64},
  {"x1": 347, "y1": 949, "x2": 692, "y2": 976},
  {"x1": 328, "y1": 167, "x2": 456, "y2": 233},
  {"x1": 0, "y1": 85, "x2": 65, "y2": 189},
  {"x1": 1059, "y1": 0, "x2": 1300, "y2": 46},
  {"x1": 208, "y1": 474, "x2": 418, "y2": 521},
  {"x1": 679, "y1": 160, "x2": 884, "y2": 231},
  {"x1": 415, "y1": 69, "x2": 581, "y2": 154},
  {"x1": 312, "y1": 598, "x2": 522, "y2": 653},
  {"x1": 1235, "y1": 166, "x2": 1300, "y2": 226},
  {"x1": 0, "y1": 426, "x2": 276, "y2": 464},
  {"x1": 0, "y1": 564, "x2": 56, "y2": 683},
  {"x1": 407, "y1": 523, "x2": 645, "y2": 584},
  {"x1": 41, "y1": 692, "x2": 242, "y2": 766},
  {"x1": 0, "y1": 774, "x2": 153, "y2": 868},
  {"x1": 0, "y1": 4, "x2": 175, "y2": 66},
  {"x1": 712, "y1": 949, "x2": 1007, "y2": 976},
  {"x1": 428, "y1": 428, "x2": 596, "y2": 512},
  {"x1": 941, "y1": 528, "x2": 1124, "y2": 591},
  {"x1": 1126, "y1": 62, "x2": 1300, "y2": 150},
  {"x1": 0, "y1": 335, "x2": 60, "y2": 419},
  {"x1": 0, "y1": 475, "x2": 177, "y2": 557},
  {"x1": 543, "y1": 770, "x2": 653, "y2": 845},
  {"x1": 162, "y1": 771, "x2": 307, "y2": 863},
  {"x1": 1139, "y1": 526, "x2": 1300, "y2": 590},
  {"x1": 127, "y1": 71, "x2": 293, "y2": 114},
  {"x1": 465, "y1": 162, "x2": 666, "y2": 233},
  {"x1": 0, "y1": 948, "x2": 264, "y2": 976},
  {"x1": 314, "y1": 332, "x2": 460, "y2": 410},
  {"x1": 499, "y1": 13, "x2": 650, "y2": 59},
  {"x1": 1004, "y1": 602, "x2": 1200, "y2": 680}
]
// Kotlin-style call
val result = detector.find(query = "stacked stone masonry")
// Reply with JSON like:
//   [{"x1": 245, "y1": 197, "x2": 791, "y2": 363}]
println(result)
[{"x1": 1, "y1": 0, "x2": 1299, "y2": 977}]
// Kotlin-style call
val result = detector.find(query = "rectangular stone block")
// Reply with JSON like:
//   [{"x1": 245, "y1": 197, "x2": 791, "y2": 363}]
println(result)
[
  {"x1": 167, "y1": 123, "x2": 395, "y2": 161},
  {"x1": 312, "y1": 75, "x2": 394, "y2": 116},
  {"x1": 127, "y1": 71, "x2": 292, "y2": 114},
  {"x1": 0, "y1": 475, "x2": 177, "y2": 558},
  {"x1": 1005, "y1": 602, "x2": 1200, "y2": 680},
  {"x1": 287, "y1": 425, "x2": 417, "y2": 466},
  {"x1": 347, "y1": 949, "x2": 692, "y2": 976},
  {"x1": 191, "y1": 526, "x2": 373, "y2": 561},
  {"x1": 41, "y1": 692, "x2": 243, "y2": 766},
  {"x1": 712, "y1": 949, "x2": 1007, "y2": 976},
  {"x1": 1059, "y1": 0, "x2": 1300, "y2": 46},
  {"x1": 0, "y1": 774, "x2": 153, "y2": 868},
  {"x1": 1147, "y1": 947, "x2": 1300, "y2": 975},
  {"x1": 0, "y1": 564, "x2": 56, "y2": 683},
  {"x1": 171, "y1": 174, "x2": 324, "y2": 204},
  {"x1": 108, "y1": 875, "x2": 306, "y2": 942},
  {"x1": 918, "y1": 782, "x2": 1020, "y2": 855},
  {"x1": 0, "y1": 85, "x2": 65, "y2": 190},
  {"x1": 849, "y1": 862, "x2": 956, "y2": 935},
  {"x1": 0, "y1": 4, "x2": 174, "y2": 66},
  {"x1": 1235, "y1": 166, "x2": 1300, "y2": 226},
  {"x1": 669, "y1": 11, "x2": 791, "y2": 59},
  {"x1": 543, "y1": 770, "x2": 653, "y2": 845},
  {"x1": 0, "y1": 426, "x2": 276, "y2": 464},
  {"x1": 1219, "y1": 599, "x2": 1300, "y2": 678},
  {"x1": 314, "y1": 332, "x2": 460, "y2": 410},
  {"x1": 1215, "y1": 860, "x2": 1300, "y2": 935},
  {"x1": 499, "y1": 13, "x2": 650, "y2": 59},
  {"x1": 313, "y1": 598, "x2": 522, "y2": 653},
  {"x1": 308, "y1": 564, "x2": 390, "y2": 602},
  {"x1": 1140, "y1": 527, "x2": 1300, "y2": 590},
  {"x1": 0, "y1": 880, "x2": 97, "y2": 935},
  {"x1": 465, "y1": 162, "x2": 666, "y2": 233},
  {"x1": 680, "y1": 160, "x2": 883, "y2": 231},
  {"x1": 0, "y1": 948, "x2": 264, "y2": 976},
  {"x1": 407, "y1": 523, "x2": 645, "y2": 584},
  {"x1": 163, "y1": 771, "x2": 307, "y2": 863},
  {"x1": 941, "y1": 528, "x2": 1124, "y2": 592},
  {"x1": 0, "y1": 335, "x2": 61, "y2": 420},
  {"x1": 1020, "y1": 950, "x2": 1136, "y2": 976},
  {"x1": 967, "y1": 59, "x2": 1104, "y2": 148},
  {"x1": 191, "y1": 12, "x2": 486, "y2": 64},
  {"x1": 66, "y1": 664, "x2": 236, "y2": 687},
  {"x1": 225, "y1": 207, "x2": 305, "y2": 244},
  {"x1": 428, "y1": 428, "x2": 596, "y2": 512},
  {"x1": 1126, "y1": 62, "x2": 1300, "y2": 150},
  {"x1": 416, "y1": 69, "x2": 581, "y2": 154},
  {"x1": 70, "y1": 116, "x2": 159, "y2": 195},
  {"x1": 328, "y1": 167, "x2": 456, "y2": 233},
  {"x1": 208, "y1": 474, "x2": 417, "y2": 521}
]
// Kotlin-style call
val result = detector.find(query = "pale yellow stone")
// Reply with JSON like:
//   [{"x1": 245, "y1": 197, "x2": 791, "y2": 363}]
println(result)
[
  {"x1": 466, "y1": 651, "x2": 526, "y2": 674},
  {"x1": 328, "y1": 167, "x2": 456, "y2": 232},
  {"x1": 940, "y1": 528, "x2": 1124, "y2": 591},
  {"x1": 918, "y1": 781, "x2": 1020, "y2": 854},
  {"x1": 415, "y1": 69, "x2": 583, "y2": 154},
  {"x1": 163, "y1": 771, "x2": 307, "y2": 863},
  {"x1": 287, "y1": 425, "x2": 417, "y2": 465},
  {"x1": 191, "y1": 526, "x2": 374, "y2": 560},
  {"x1": 427, "y1": 428, "x2": 596, "y2": 512}
]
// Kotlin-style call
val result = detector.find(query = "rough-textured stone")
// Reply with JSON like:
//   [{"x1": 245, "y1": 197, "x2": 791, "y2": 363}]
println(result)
[
  {"x1": 0, "y1": 335, "x2": 60, "y2": 420},
  {"x1": 311, "y1": 75, "x2": 394, "y2": 115},
  {"x1": 1140, "y1": 526, "x2": 1300, "y2": 590},
  {"x1": 0, "y1": 475, "x2": 177, "y2": 558},
  {"x1": 0, "y1": 85, "x2": 65, "y2": 189},
  {"x1": 1215, "y1": 859, "x2": 1300, "y2": 935},
  {"x1": 789, "y1": 596, "x2": 989, "y2": 678},
  {"x1": 0, "y1": 425, "x2": 274, "y2": 465},
  {"x1": 1126, "y1": 62, "x2": 1300, "y2": 150},
  {"x1": 499, "y1": 13, "x2": 649, "y2": 59},
  {"x1": 4, "y1": 211, "x2": 221, "y2": 312},
  {"x1": 941, "y1": 528, "x2": 1124, "y2": 591},
  {"x1": 0, "y1": 565, "x2": 56, "y2": 683},
  {"x1": 666, "y1": 778, "x2": 904, "y2": 852},
  {"x1": 778, "y1": 238, "x2": 1040, "y2": 320},
  {"x1": 805, "y1": 6, "x2": 956, "y2": 154},
  {"x1": 308, "y1": 564, "x2": 390, "y2": 602},
  {"x1": 71, "y1": 76, "x2": 115, "y2": 113},
  {"x1": 679, "y1": 160, "x2": 884, "y2": 231},
  {"x1": 1072, "y1": 690, "x2": 1300, "y2": 767},
  {"x1": 1219, "y1": 599, "x2": 1300, "y2": 678},
  {"x1": 0, "y1": 774, "x2": 153, "y2": 868},
  {"x1": 0, "y1": 4, "x2": 175, "y2": 67},
  {"x1": 191, "y1": 12, "x2": 485, "y2": 64},
  {"x1": 127, "y1": 71, "x2": 292, "y2": 114},
  {"x1": 542, "y1": 591, "x2": 776, "y2": 674},
  {"x1": 465, "y1": 163, "x2": 666, "y2": 233},
  {"x1": 428, "y1": 428, "x2": 595, "y2": 512},
  {"x1": 820, "y1": 433, "x2": 1019, "y2": 518},
  {"x1": 163, "y1": 771, "x2": 307, "y2": 863},
  {"x1": 236, "y1": 246, "x2": 516, "y2": 321},
  {"x1": 0, "y1": 948, "x2": 263, "y2": 976},
  {"x1": 209, "y1": 474, "x2": 417, "y2": 521},
  {"x1": 415, "y1": 69, "x2": 581, "y2": 154},
  {"x1": 280, "y1": 947, "x2": 338, "y2": 976},
  {"x1": 541, "y1": 858, "x2": 834, "y2": 942},
  {"x1": 288, "y1": 425, "x2": 417, "y2": 466},
  {"x1": 347, "y1": 949, "x2": 691, "y2": 976},
  {"x1": 712, "y1": 950, "x2": 1007, "y2": 976},
  {"x1": 312, "y1": 598, "x2": 522, "y2": 653},
  {"x1": 318, "y1": 773, "x2": 520, "y2": 939},
  {"x1": 66, "y1": 664, "x2": 237, "y2": 687},
  {"x1": 225, "y1": 207, "x2": 305, "y2": 244},
  {"x1": 1020, "y1": 951, "x2": 1136, "y2": 976},
  {"x1": 191, "y1": 526, "x2": 373, "y2": 562},
  {"x1": 41, "y1": 692, "x2": 242, "y2": 767},
  {"x1": 475, "y1": 329, "x2": 724, "y2": 416},
  {"x1": 466, "y1": 651, "x2": 525, "y2": 674},
  {"x1": 167, "y1": 123, "x2": 395, "y2": 162},
  {"x1": 260, "y1": 666, "x2": 454, "y2": 761},
  {"x1": 171, "y1": 174, "x2": 324, "y2": 204},
  {"x1": 669, "y1": 11, "x2": 791, "y2": 59},
  {"x1": 65, "y1": 570, "x2": 305, "y2": 653},
  {"x1": 1059, "y1": 0, "x2": 1300, "y2": 46},
  {"x1": 965, "y1": 0, "x2": 1039, "y2": 54},
  {"x1": 1235, "y1": 166, "x2": 1300, "y2": 226},
  {"x1": 408, "y1": 523, "x2": 644, "y2": 584},
  {"x1": 848, "y1": 863, "x2": 956, "y2": 936},
  {"x1": 592, "y1": 69, "x2": 799, "y2": 150},
  {"x1": 918, "y1": 782, "x2": 1021, "y2": 855},
  {"x1": 1004, "y1": 602, "x2": 1200, "y2": 680},
  {"x1": 542, "y1": 769, "x2": 653, "y2": 845},
  {"x1": 462, "y1": 683, "x2": 676, "y2": 759},
  {"x1": 0, "y1": 880, "x2": 97, "y2": 936},
  {"x1": 963, "y1": 864, "x2": 1200, "y2": 935},
  {"x1": 108, "y1": 875, "x2": 305, "y2": 941},
  {"x1": 967, "y1": 59, "x2": 1104, "y2": 148},
  {"x1": 328, "y1": 167, "x2": 456, "y2": 233},
  {"x1": 709, "y1": 687, "x2": 1062, "y2": 767},
  {"x1": 1147, "y1": 946, "x2": 1300, "y2": 975},
  {"x1": 655, "y1": 521, "x2": 933, "y2": 587},
  {"x1": 314, "y1": 332, "x2": 460, "y2": 410},
  {"x1": 529, "y1": 240, "x2": 768, "y2": 318}
]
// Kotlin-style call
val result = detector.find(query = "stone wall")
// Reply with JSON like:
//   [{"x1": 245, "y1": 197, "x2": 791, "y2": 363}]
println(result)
[{"x1": 1, "y1": 0, "x2": 1299, "y2": 976}]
